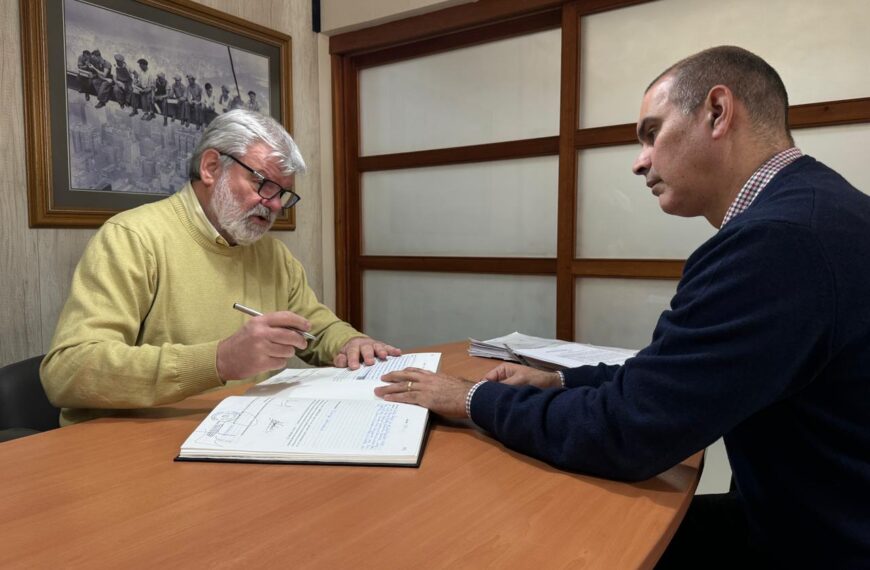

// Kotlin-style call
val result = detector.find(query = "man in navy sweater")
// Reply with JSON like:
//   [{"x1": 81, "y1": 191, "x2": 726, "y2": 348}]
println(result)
[{"x1": 376, "y1": 46, "x2": 870, "y2": 567}]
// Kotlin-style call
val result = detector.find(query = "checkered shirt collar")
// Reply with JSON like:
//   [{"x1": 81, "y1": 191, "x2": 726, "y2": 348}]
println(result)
[{"x1": 720, "y1": 147, "x2": 803, "y2": 228}]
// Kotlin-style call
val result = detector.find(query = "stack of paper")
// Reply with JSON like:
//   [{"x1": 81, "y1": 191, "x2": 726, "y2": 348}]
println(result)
[
  {"x1": 469, "y1": 331, "x2": 636, "y2": 370},
  {"x1": 468, "y1": 331, "x2": 567, "y2": 361}
]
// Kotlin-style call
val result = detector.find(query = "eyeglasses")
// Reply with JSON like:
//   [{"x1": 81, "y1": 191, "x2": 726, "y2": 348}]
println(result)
[{"x1": 219, "y1": 152, "x2": 301, "y2": 209}]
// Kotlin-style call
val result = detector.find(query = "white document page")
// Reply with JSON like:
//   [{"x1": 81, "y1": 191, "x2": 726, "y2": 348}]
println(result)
[
  {"x1": 515, "y1": 343, "x2": 636, "y2": 368},
  {"x1": 178, "y1": 353, "x2": 439, "y2": 462},
  {"x1": 259, "y1": 352, "x2": 440, "y2": 400},
  {"x1": 181, "y1": 394, "x2": 427, "y2": 459},
  {"x1": 470, "y1": 331, "x2": 567, "y2": 350}
]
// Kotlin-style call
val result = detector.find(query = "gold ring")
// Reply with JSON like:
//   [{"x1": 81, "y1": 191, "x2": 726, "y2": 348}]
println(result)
[{"x1": 406, "y1": 380, "x2": 413, "y2": 392}]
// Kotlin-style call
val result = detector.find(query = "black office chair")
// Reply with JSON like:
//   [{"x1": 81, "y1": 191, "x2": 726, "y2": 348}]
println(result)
[{"x1": 0, "y1": 354, "x2": 60, "y2": 442}]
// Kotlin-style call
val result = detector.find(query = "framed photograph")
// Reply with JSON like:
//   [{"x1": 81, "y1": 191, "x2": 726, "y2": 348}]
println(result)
[{"x1": 20, "y1": 0, "x2": 297, "y2": 229}]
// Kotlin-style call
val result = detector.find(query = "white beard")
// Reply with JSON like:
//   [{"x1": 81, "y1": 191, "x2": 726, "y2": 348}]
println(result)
[{"x1": 211, "y1": 171, "x2": 277, "y2": 246}]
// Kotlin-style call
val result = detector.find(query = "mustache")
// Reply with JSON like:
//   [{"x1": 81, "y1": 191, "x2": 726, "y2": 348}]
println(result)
[{"x1": 246, "y1": 203, "x2": 277, "y2": 222}]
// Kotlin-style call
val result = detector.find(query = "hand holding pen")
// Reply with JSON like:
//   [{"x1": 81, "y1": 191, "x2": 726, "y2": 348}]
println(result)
[
  {"x1": 232, "y1": 303, "x2": 318, "y2": 341},
  {"x1": 215, "y1": 303, "x2": 317, "y2": 382}
]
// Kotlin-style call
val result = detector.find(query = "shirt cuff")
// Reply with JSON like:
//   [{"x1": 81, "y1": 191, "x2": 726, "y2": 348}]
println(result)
[{"x1": 465, "y1": 379, "x2": 487, "y2": 420}]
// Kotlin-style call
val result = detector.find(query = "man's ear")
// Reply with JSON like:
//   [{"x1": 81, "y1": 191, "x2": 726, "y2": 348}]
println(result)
[
  {"x1": 199, "y1": 148, "x2": 222, "y2": 187},
  {"x1": 705, "y1": 85, "x2": 734, "y2": 140}
]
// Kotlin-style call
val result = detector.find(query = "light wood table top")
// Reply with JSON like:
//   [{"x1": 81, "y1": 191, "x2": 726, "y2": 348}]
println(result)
[{"x1": 0, "y1": 341, "x2": 701, "y2": 569}]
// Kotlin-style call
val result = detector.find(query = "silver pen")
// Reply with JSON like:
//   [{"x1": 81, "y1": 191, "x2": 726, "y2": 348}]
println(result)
[{"x1": 232, "y1": 302, "x2": 318, "y2": 341}]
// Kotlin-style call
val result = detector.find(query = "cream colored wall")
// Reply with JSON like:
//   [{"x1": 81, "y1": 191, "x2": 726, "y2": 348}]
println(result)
[
  {"x1": 318, "y1": 34, "x2": 336, "y2": 315},
  {"x1": 1, "y1": 0, "x2": 56, "y2": 366},
  {"x1": 0, "y1": 0, "x2": 325, "y2": 367}
]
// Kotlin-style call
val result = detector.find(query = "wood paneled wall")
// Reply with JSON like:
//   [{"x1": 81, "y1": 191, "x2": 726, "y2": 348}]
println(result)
[
  {"x1": 0, "y1": 0, "x2": 324, "y2": 367},
  {"x1": 329, "y1": 0, "x2": 870, "y2": 342}
]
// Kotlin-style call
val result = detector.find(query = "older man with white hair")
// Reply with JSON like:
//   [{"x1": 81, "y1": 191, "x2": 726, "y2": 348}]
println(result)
[{"x1": 42, "y1": 110, "x2": 399, "y2": 425}]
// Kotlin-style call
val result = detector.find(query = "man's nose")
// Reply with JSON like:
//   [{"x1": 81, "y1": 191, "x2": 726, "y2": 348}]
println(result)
[
  {"x1": 262, "y1": 194, "x2": 284, "y2": 212},
  {"x1": 632, "y1": 148, "x2": 650, "y2": 176}
]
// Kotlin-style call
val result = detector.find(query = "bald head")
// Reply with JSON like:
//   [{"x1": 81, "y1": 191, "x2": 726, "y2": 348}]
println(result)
[{"x1": 648, "y1": 46, "x2": 793, "y2": 146}]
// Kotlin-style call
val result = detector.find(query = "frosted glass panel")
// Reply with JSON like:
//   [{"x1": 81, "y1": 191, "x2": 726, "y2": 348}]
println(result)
[
  {"x1": 575, "y1": 278, "x2": 677, "y2": 351},
  {"x1": 576, "y1": 146, "x2": 715, "y2": 258},
  {"x1": 363, "y1": 157, "x2": 558, "y2": 256},
  {"x1": 580, "y1": 0, "x2": 870, "y2": 128},
  {"x1": 363, "y1": 271, "x2": 556, "y2": 350},
  {"x1": 793, "y1": 124, "x2": 870, "y2": 196},
  {"x1": 360, "y1": 29, "x2": 560, "y2": 155}
]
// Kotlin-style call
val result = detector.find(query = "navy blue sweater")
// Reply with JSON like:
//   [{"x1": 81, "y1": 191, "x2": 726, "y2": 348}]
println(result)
[{"x1": 470, "y1": 156, "x2": 870, "y2": 566}]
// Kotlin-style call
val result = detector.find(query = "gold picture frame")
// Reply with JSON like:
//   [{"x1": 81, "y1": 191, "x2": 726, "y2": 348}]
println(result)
[{"x1": 20, "y1": 0, "x2": 296, "y2": 229}]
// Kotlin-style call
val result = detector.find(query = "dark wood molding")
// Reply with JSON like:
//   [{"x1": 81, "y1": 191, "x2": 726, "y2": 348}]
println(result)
[
  {"x1": 572, "y1": 98, "x2": 870, "y2": 152},
  {"x1": 329, "y1": 0, "x2": 565, "y2": 56},
  {"x1": 342, "y1": 59, "x2": 364, "y2": 329},
  {"x1": 331, "y1": 54, "x2": 350, "y2": 320},
  {"x1": 556, "y1": 2, "x2": 579, "y2": 341},
  {"x1": 357, "y1": 256, "x2": 685, "y2": 280},
  {"x1": 358, "y1": 137, "x2": 559, "y2": 172},
  {"x1": 572, "y1": 259, "x2": 684, "y2": 279},
  {"x1": 788, "y1": 97, "x2": 870, "y2": 129},
  {"x1": 20, "y1": 0, "x2": 54, "y2": 226},
  {"x1": 575, "y1": 0, "x2": 656, "y2": 16},
  {"x1": 354, "y1": 97, "x2": 870, "y2": 178},
  {"x1": 353, "y1": 9, "x2": 561, "y2": 69},
  {"x1": 329, "y1": 0, "x2": 659, "y2": 56},
  {"x1": 576, "y1": 123, "x2": 638, "y2": 149},
  {"x1": 360, "y1": 256, "x2": 557, "y2": 275}
]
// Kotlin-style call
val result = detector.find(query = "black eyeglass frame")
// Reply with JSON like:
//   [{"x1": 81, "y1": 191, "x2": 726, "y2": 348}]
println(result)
[{"x1": 219, "y1": 152, "x2": 301, "y2": 209}]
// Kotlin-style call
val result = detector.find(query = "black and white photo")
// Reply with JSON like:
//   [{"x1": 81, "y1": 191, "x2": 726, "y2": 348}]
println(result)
[{"x1": 21, "y1": 0, "x2": 293, "y2": 228}]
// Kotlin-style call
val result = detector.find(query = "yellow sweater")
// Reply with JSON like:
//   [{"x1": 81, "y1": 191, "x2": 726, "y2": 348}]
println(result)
[{"x1": 41, "y1": 188, "x2": 363, "y2": 425}]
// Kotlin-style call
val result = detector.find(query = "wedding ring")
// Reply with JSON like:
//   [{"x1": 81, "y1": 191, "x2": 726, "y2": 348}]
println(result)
[{"x1": 406, "y1": 380, "x2": 413, "y2": 392}]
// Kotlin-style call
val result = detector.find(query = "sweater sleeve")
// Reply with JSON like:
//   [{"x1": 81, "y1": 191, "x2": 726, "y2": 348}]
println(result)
[
  {"x1": 469, "y1": 222, "x2": 835, "y2": 481},
  {"x1": 284, "y1": 254, "x2": 365, "y2": 366},
  {"x1": 562, "y1": 363, "x2": 622, "y2": 388},
  {"x1": 40, "y1": 221, "x2": 223, "y2": 411}
]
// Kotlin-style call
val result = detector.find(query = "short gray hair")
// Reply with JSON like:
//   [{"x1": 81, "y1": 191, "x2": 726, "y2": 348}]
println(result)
[
  {"x1": 648, "y1": 46, "x2": 792, "y2": 143},
  {"x1": 188, "y1": 109, "x2": 307, "y2": 181}
]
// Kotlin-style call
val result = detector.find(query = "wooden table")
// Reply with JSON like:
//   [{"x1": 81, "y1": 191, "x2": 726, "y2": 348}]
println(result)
[{"x1": 0, "y1": 341, "x2": 701, "y2": 569}]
